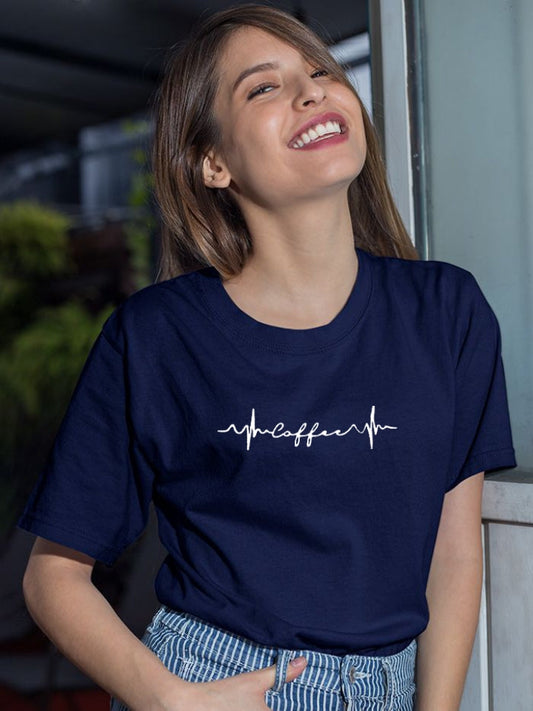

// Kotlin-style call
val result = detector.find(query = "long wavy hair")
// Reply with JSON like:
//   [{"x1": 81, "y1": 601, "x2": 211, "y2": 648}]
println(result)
[{"x1": 152, "y1": 3, "x2": 418, "y2": 281}]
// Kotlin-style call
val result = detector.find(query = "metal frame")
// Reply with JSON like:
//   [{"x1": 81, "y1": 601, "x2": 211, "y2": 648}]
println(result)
[{"x1": 369, "y1": 0, "x2": 429, "y2": 258}]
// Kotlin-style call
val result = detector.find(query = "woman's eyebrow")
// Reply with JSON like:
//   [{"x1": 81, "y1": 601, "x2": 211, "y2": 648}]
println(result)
[{"x1": 232, "y1": 62, "x2": 279, "y2": 93}]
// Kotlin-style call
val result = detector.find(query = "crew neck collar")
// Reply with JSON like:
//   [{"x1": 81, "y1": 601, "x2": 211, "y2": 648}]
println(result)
[{"x1": 194, "y1": 247, "x2": 373, "y2": 354}]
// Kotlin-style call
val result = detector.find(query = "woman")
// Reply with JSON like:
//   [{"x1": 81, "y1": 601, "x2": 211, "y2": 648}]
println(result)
[{"x1": 19, "y1": 5, "x2": 516, "y2": 711}]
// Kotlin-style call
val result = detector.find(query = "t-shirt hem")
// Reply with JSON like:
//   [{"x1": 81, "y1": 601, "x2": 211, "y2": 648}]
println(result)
[
  {"x1": 17, "y1": 513, "x2": 124, "y2": 566},
  {"x1": 156, "y1": 599, "x2": 417, "y2": 657}
]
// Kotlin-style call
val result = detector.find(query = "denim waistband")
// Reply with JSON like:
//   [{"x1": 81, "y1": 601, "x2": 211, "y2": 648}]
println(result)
[{"x1": 152, "y1": 605, "x2": 417, "y2": 698}]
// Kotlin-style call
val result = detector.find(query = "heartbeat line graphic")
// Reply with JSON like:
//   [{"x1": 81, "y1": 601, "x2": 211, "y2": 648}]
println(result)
[{"x1": 217, "y1": 406, "x2": 397, "y2": 451}]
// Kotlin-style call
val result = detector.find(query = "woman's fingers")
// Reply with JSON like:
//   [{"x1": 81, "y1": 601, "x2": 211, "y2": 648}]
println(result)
[{"x1": 256, "y1": 656, "x2": 308, "y2": 691}]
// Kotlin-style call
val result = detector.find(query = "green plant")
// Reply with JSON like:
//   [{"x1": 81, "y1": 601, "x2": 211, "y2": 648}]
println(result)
[
  {"x1": 0, "y1": 200, "x2": 116, "y2": 537},
  {"x1": 0, "y1": 201, "x2": 74, "y2": 348},
  {"x1": 0, "y1": 200, "x2": 72, "y2": 278}
]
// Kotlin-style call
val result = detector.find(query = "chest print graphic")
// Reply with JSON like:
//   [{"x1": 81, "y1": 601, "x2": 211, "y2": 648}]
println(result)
[{"x1": 217, "y1": 405, "x2": 397, "y2": 451}]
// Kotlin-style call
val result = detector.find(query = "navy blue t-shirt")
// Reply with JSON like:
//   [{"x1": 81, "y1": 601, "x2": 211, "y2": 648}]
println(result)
[{"x1": 18, "y1": 247, "x2": 516, "y2": 656}]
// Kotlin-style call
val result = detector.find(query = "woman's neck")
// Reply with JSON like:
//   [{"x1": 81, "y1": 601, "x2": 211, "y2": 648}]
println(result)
[{"x1": 221, "y1": 194, "x2": 359, "y2": 330}]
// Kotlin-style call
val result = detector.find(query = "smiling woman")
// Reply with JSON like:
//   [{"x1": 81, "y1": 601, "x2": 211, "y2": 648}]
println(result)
[
  {"x1": 17, "y1": 4, "x2": 516, "y2": 711},
  {"x1": 152, "y1": 4, "x2": 418, "y2": 282}
]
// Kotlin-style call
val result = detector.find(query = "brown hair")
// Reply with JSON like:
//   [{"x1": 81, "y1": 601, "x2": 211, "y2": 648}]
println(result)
[{"x1": 152, "y1": 3, "x2": 418, "y2": 281}]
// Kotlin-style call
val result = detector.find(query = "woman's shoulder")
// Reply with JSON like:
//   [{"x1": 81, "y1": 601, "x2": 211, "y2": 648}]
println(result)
[
  {"x1": 124, "y1": 267, "x2": 210, "y2": 308},
  {"x1": 364, "y1": 247, "x2": 472, "y2": 280},
  {"x1": 364, "y1": 248, "x2": 482, "y2": 300},
  {"x1": 362, "y1": 249, "x2": 492, "y2": 329},
  {"x1": 99, "y1": 267, "x2": 213, "y2": 349}
]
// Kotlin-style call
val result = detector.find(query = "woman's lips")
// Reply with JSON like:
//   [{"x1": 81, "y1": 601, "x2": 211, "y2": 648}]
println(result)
[{"x1": 290, "y1": 128, "x2": 349, "y2": 150}]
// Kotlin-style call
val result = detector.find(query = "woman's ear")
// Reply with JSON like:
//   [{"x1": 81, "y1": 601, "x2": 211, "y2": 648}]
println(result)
[{"x1": 202, "y1": 151, "x2": 231, "y2": 189}]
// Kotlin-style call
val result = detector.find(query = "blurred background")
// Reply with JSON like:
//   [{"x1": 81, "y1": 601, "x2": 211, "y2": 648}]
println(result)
[
  {"x1": 1, "y1": 0, "x2": 532, "y2": 709},
  {"x1": 0, "y1": 1, "x2": 372, "y2": 709}
]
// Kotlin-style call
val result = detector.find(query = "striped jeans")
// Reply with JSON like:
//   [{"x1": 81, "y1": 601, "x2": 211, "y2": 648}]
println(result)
[{"x1": 110, "y1": 606, "x2": 417, "y2": 711}]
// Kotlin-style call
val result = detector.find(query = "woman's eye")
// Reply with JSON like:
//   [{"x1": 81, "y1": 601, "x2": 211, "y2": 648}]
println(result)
[
  {"x1": 246, "y1": 69, "x2": 328, "y2": 99},
  {"x1": 247, "y1": 83, "x2": 275, "y2": 100}
]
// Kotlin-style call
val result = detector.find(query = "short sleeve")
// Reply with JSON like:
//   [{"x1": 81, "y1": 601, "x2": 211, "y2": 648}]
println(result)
[
  {"x1": 445, "y1": 272, "x2": 517, "y2": 492},
  {"x1": 17, "y1": 308, "x2": 154, "y2": 565}
]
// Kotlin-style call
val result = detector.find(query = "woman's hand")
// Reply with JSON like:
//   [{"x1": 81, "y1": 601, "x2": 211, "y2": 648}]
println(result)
[{"x1": 161, "y1": 656, "x2": 308, "y2": 711}]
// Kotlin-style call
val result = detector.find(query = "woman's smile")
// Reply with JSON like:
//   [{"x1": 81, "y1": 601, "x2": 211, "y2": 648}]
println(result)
[{"x1": 287, "y1": 112, "x2": 349, "y2": 149}]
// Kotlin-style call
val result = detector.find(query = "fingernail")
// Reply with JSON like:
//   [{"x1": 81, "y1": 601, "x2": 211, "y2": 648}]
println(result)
[{"x1": 290, "y1": 656, "x2": 306, "y2": 667}]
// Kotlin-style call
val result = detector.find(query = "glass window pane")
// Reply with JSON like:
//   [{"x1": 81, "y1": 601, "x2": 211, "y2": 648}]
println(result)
[{"x1": 420, "y1": 0, "x2": 532, "y2": 474}]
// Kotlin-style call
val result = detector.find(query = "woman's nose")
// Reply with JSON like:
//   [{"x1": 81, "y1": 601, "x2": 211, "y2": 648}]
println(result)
[{"x1": 292, "y1": 74, "x2": 327, "y2": 108}]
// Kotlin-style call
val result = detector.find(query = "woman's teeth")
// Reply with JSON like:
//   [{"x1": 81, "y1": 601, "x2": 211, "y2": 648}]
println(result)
[{"x1": 291, "y1": 120, "x2": 343, "y2": 148}]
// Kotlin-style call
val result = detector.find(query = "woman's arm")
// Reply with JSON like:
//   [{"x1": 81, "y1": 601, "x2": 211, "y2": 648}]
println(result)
[
  {"x1": 414, "y1": 471, "x2": 485, "y2": 711},
  {"x1": 22, "y1": 537, "x2": 187, "y2": 710},
  {"x1": 22, "y1": 537, "x2": 306, "y2": 711}
]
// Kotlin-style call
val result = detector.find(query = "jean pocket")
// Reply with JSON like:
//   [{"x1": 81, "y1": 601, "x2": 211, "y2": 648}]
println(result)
[
  {"x1": 142, "y1": 621, "x2": 176, "y2": 659},
  {"x1": 177, "y1": 655, "x2": 246, "y2": 683},
  {"x1": 160, "y1": 628, "x2": 252, "y2": 683}
]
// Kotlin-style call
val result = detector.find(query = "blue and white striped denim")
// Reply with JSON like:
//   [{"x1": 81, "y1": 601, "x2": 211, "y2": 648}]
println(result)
[{"x1": 110, "y1": 605, "x2": 417, "y2": 711}]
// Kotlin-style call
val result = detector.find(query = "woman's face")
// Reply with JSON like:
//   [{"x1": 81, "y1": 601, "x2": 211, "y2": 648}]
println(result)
[{"x1": 203, "y1": 26, "x2": 367, "y2": 210}]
